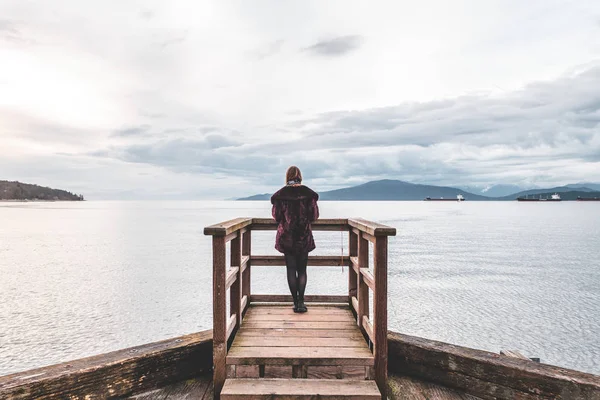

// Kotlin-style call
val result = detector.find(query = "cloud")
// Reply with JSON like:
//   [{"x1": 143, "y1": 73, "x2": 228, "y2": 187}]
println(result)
[
  {"x1": 112, "y1": 125, "x2": 152, "y2": 137},
  {"x1": 304, "y1": 35, "x2": 362, "y2": 57}
]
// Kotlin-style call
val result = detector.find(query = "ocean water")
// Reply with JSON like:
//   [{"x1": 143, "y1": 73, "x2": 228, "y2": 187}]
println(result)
[{"x1": 0, "y1": 200, "x2": 599, "y2": 376}]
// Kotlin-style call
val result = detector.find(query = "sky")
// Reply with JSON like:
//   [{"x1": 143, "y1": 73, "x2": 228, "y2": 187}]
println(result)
[{"x1": 1, "y1": 0, "x2": 600, "y2": 199}]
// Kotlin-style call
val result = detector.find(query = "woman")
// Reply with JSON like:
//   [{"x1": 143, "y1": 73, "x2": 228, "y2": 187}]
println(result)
[{"x1": 271, "y1": 166, "x2": 319, "y2": 313}]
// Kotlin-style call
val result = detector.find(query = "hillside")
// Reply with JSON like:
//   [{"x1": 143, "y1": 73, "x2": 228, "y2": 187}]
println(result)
[
  {"x1": 238, "y1": 180, "x2": 489, "y2": 201},
  {"x1": 0, "y1": 181, "x2": 84, "y2": 201},
  {"x1": 517, "y1": 191, "x2": 600, "y2": 201},
  {"x1": 497, "y1": 186, "x2": 594, "y2": 200}
]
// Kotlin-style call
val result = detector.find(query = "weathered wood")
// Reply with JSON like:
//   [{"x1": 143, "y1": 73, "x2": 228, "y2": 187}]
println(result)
[
  {"x1": 226, "y1": 314, "x2": 237, "y2": 341},
  {"x1": 230, "y1": 235, "x2": 242, "y2": 334},
  {"x1": 220, "y1": 378, "x2": 381, "y2": 399},
  {"x1": 0, "y1": 331, "x2": 213, "y2": 400},
  {"x1": 236, "y1": 329, "x2": 365, "y2": 339},
  {"x1": 357, "y1": 232, "x2": 370, "y2": 339},
  {"x1": 240, "y1": 295, "x2": 248, "y2": 315},
  {"x1": 348, "y1": 218, "x2": 396, "y2": 237},
  {"x1": 128, "y1": 374, "x2": 213, "y2": 400},
  {"x1": 349, "y1": 229, "x2": 358, "y2": 301},
  {"x1": 351, "y1": 296, "x2": 359, "y2": 313},
  {"x1": 245, "y1": 306, "x2": 352, "y2": 315},
  {"x1": 373, "y1": 237, "x2": 388, "y2": 398},
  {"x1": 241, "y1": 230, "x2": 251, "y2": 318},
  {"x1": 226, "y1": 346, "x2": 375, "y2": 366},
  {"x1": 204, "y1": 218, "x2": 253, "y2": 236},
  {"x1": 363, "y1": 316, "x2": 374, "y2": 343},
  {"x1": 250, "y1": 218, "x2": 349, "y2": 231},
  {"x1": 241, "y1": 321, "x2": 357, "y2": 330},
  {"x1": 360, "y1": 268, "x2": 375, "y2": 291},
  {"x1": 244, "y1": 314, "x2": 355, "y2": 322},
  {"x1": 388, "y1": 332, "x2": 600, "y2": 400},
  {"x1": 225, "y1": 267, "x2": 239, "y2": 290},
  {"x1": 224, "y1": 230, "x2": 238, "y2": 243},
  {"x1": 292, "y1": 365, "x2": 308, "y2": 379},
  {"x1": 250, "y1": 255, "x2": 350, "y2": 267},
  {"x1": 232, "y1": 337, "x2": 366, "y2": 348},
  {"x1": 250, "y1": 294, "x2": 349, "y2": 303},
  {"x1": 212, "y1": 236, "x2": 227, "y2": 399},
  {"x1": 387, "y1": 375, "x2": 482, "y2": 400},
  {"x1": 500, "y1": 350, "x2": 529, "y2": 360}
]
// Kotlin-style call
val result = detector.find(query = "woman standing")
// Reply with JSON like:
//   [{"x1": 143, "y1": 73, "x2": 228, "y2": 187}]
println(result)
[{"x1": 271, "y1": 166, "x2": 320, "y2": 313}]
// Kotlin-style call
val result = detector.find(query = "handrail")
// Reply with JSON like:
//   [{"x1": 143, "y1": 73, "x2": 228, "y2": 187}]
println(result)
[{"x1": 204, "y1": 217, "x2": 395, "y2": 399}]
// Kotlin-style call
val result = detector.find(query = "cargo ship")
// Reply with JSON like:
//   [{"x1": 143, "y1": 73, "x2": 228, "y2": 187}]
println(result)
[
  {"x1": 517, "y1": 193, "x2": 561, "y2": 202},
  {"x1": 424, "y1": 194, "x2": 465, "y2": 201},
  {"x1": 577, "y1": 196, "x2": 600, "y2": 201}
]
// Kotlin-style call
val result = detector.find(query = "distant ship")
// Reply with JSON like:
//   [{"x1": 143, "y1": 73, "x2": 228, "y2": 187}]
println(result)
[
  {"x1": 577, "y1": 196, "x2": 600, "y2": 201},
  {"x1": 424, "y1": 194, "x2": 465, "y2": 202},
  {"x1": 517, "y1": 193, "x2": 561, "y2": 202}
]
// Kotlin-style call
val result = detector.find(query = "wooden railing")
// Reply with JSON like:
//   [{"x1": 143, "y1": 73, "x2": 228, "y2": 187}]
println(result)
[{"x1": 204, "y1": 217, "x2": 396, "y2": 398}]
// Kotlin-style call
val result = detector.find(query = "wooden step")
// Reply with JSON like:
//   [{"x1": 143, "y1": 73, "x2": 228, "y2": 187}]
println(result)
[{"x1": 221, "y1": 378, "x2": 381, "y2": 399}]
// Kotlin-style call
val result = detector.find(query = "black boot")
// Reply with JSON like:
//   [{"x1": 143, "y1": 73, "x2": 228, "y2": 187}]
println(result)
[
  {"x1": 297, "y1": 296, "x2": 307, "y2": 313},
  {"x1": 293, "y1": 297, "x2": 300, "y2": 313}
]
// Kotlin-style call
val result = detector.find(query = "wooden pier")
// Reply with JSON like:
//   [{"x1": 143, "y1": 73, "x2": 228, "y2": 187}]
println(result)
[{"x1": 204, "y1": 217, "x2": 396, "y2": 399}]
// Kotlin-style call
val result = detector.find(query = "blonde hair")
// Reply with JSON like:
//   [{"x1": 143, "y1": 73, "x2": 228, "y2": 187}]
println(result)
[{"x1": 285, "y1": 166, "x2": 302, "y2": 184}]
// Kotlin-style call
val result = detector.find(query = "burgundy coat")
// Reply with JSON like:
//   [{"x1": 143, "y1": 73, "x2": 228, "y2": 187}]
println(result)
[{"x1": 271, "y1": 185, "x2": 320, "y2": 255}]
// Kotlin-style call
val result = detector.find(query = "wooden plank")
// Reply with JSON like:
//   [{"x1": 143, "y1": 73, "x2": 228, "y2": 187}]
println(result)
[
  {"x1": 240, "y1": 321, "x2": 357, "y2": 330},
  {"x1": 245, "y1": 307, "x2": 352, "y2": 315},
  {"x1": 351, "y1": 296, "x2": 359, "y2": 314},
  {"x1": 220, "y1": 378, "x2": 381, "y2": 399},
  {"x1": 129, "y1": 375, "x2": 212, "y2": 400},
  {"x1": 240, "y1": 295, "x2": 248, "y2": 314},
  {"x1": 226, "y1": 346, "x2": 374, "y2": 366},
  {"x1": 349, "y1": 230, "x2": 358, "y2": 300},
  {"x1": 230, "y1": 235, "x2": 242, "y2": 334},
  {"x1": 250, "y1": 218, "x2": 349, "y2": 231},
  {"x1": 357, "y1": 232, "x2": 370, "y2": 340},
  {"x1": 388, "y1": 331, "x2": 600, "y2": 400},
  {"x1": 226, "y1": 314, "x2": 237, "y2": 341},
  {"x1": 500, "y1": 350, "x2": 529, "y2": 360},
  {"x1": 231, "y1": 336, "x2": 367, "y2": 348},
  {"x1": 348, "y1": 218, "x2": 396, "y2": 237},
  {"x1": 241, "y1": 230, "x2": 251, "y2": 318},
  {"x1": 250, "y1": 255, "x2": 350, "y2": 267},
  {"x1": 250, "y1": 294, "x2": 348, "y2": 304},
  {"x1": 225, "y1": 267, "x2": 239, "y2": 290},
  {"x1": 361, "y1": 268, "x2": 375, "y2": 291},
  {"x1": 204, "y1": 217, "x2": 253, "y2": 236},
  {"x1": 352, "y1": 227, "x2": 376, "y2": 243},
  {"x1": 363, "y1": 316, "x2": 374, "y2": 343},
  {"x1": 224, "y1": 230, "x2": 238, "y2": 243},
  {"x1": 387, "y1": 375, "x2": 482, "y2": 400},
  {"x1": 236, "y1": 329, "x2": 364, "y2": 339},
  {"x1": 212, "y1": 235, "x2": 227, "y2": 399},
  {"x1": 350, "y1": 256, "x2": 359, "y2": 272},
  {"x1": 0, "y1": 331, "x2": 213, "y2": 400},
  {"x1": 245, "y1": 314, "x2": 354, "y2": 322},
  {"x1": 373, "y1": 236, "x2": 388, "y2": 398},
  {"x1": 247, "y1": 304, "x2": 350, "y2": 311}
]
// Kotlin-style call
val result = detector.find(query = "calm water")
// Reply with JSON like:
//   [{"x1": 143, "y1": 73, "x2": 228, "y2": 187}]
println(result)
[{"x1": 0, "y1": 201, "x2": 599, "y2": 376}]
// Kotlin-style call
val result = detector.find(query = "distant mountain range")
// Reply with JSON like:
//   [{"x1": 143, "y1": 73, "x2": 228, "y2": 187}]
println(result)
[
  {"x1": 0, "y1": 180, "x2": 84, "y2": 201},
  {"x1": 237, "y1": 180, "x2": 600, "y2": 201}
]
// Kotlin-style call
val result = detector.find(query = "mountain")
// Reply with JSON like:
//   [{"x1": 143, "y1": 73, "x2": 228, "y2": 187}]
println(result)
[
  {"x1": 517, "y1": 191, "x2": 600, "y2": 201},
  {"x1": 0, "y1": 181, "x2": 84, "y2": 201},
  {"x1": 238, "y1": 179, "x2": 489, "y2": 201},
  {"x1": 460, "y1": 184, "x2": 528, "y2": 198},
  {"x1": 496, "y1": 186, "x2": 595, "y2": 200},
  {"x1": 566, "y1": 183, "x2": 600, "y2": 191}
]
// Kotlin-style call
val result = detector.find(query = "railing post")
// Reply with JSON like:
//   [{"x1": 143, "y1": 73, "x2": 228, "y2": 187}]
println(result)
[
  {"x1": 242, "y1": 230, "x2": 251, "y2": 317},
  {"x1": 230, "y1": 233, "x2": 242, "y2": 336},
  {"x1": 373, "y1": 236, "x2": 388, "y2": 398},
  {"x1": 348, "y1": 229, "x2": 358, "y2": 302},
  {"x1": 357, "y1": 232, "x2": 369, "y2": 338},
  {"x1": 212, "y1": 236, "x2": 227, "y2": 400}
]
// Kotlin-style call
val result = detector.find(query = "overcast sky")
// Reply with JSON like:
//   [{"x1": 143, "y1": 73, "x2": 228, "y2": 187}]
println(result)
[{"x1": 1, "y1": 0, "x2": 600, "y2": 199}]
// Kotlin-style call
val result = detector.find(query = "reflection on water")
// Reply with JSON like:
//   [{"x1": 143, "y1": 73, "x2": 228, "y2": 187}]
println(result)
[{"x1": 0, "y1": 200, "x2": 599, "y2": 375}]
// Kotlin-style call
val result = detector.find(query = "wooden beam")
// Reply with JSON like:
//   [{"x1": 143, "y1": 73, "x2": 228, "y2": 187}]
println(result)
[
  {"x1": 348, "y1": 230, "x2": 358, "y2": 301},
  {"x1": 226, "y1": 314, "x2": 237, "y2": 342},
  {"x1": 388, "y1": 332, "x2": 600, "y2": 400},
  {"x1": 240, "y1": 255, "x2": 250, "y2": 272},
  {"x1": 230, "y1": 234, "x2": 242, "y2": 335},
  {"x1": 225, "y1": 267, "x2": 239, "y2": 290},
  {"x1": 373, "y1": 236, "x2": 388, "y2": 398},
  {"x1": 212, "y1": 236, "x2": 227, "y2": 399},
  {"x1": 0, "y1": 332, "x2": 213, "y2": 400},
  {"x1": 360, "y1": 268, "x2": 375, "y2": 291},
  {"x1": 362, "y1": 316, "x2": 374, "y2": 344},
  {"x1": 357, "y1": 232, "x2": 370, "y2": 341},
  {"x1": 348, "y1": 218, "x2": 396, "y2": 237},
  {"x1": 250, "y1": 218, "x2": 349, "y2": 231},
  {"x1": 240, "y1": 295, "x2": 248, "y2": 314},
  {"x1": 500, "y1": 350, "x2": 530, "y2": 360},
  {"x1": 224, "y1": 231, "x2": 238, "y2": 243},
  {"x1": 204, "y1": 218, "x2": 253, "y2": 236},
  {"x1": 241, "y1": 230, "x2": 251, "y2": 319},
  {"x1": 250, "y1": 255, "x2": 350, "y2": 267},
  {"x1": 250, "y1": 294, "x2": 349, "y2": 304},
  {"x1": 353, "y1": 227, "x2": 376, "y2": 244},
  {"x1": 351, "y1": 296, "x2": 359, "y2": 314}
]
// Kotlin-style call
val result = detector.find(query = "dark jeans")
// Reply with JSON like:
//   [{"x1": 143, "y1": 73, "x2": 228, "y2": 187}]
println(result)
[{"x1": 284, "y1": 252, "x2": 308, "y2": 302}]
